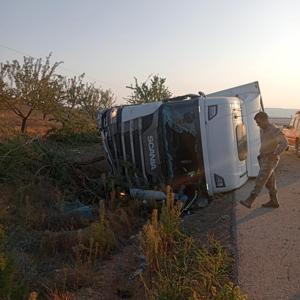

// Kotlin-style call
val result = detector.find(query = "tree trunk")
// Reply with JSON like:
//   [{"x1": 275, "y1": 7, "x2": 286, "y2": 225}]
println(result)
[
  {"x1": 21, "y1": 107, "x2": 33, "y2": 133},
  {"x1": 21, "y1": 117, "x2": 28, "y2": 133}
]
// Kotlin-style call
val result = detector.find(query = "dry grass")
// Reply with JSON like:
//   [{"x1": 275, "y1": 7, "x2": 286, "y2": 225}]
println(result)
[
  {"x1": 140, "y1": 186, "x2": 246, "y2": 300},
  {"x1": 0, "y1": 117, "x2": 142, "y2": 298},
  {"x1": 0, "y1": 143, "x2": 138, "y2": 298},
  {"x1": 36, "y1": 288, "x2": 76, "y2": 300},
  {"x1": 0, "y1": 127, "x2": 243, "y2": 299},
  {"x1": 0, "y1": 108, "x2": 60, "y2": 141},
  {"x1": 45, "y1": 264, "x2": 97, "y2": 293}
]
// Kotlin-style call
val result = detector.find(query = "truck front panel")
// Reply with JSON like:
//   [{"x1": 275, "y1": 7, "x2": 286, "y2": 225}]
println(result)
[{"x1": 100, "y1": 100, "x2": 207, "y2": 193}]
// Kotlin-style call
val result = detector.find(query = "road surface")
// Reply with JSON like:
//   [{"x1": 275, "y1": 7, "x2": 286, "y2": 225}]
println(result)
[{"x1": 234, "y1": 151, "x2": 300, "y2": 300}]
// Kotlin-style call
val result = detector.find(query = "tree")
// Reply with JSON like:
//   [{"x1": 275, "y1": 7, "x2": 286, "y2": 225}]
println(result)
[
  {"x1": 0, "y1": 54, "x2": 63, "y2": 133},
  {"x1": 79, "y1": 86, "x2": 115, "y2": 120},
  {"x1": 59, "y1": 73, "x2": 85, "y2": 121},
  {"x1": 60, "y1": 73, "x2": 115, "y2": 118},
  {"x1": 50, "y1": 73, "x2": 115, "y2": 133},
  {"x1": 126, "y1": 75, "x2": 172, "y2": 105},
  {"x1": 0, "y1": 68, "x2": 10, "y2": 109}
]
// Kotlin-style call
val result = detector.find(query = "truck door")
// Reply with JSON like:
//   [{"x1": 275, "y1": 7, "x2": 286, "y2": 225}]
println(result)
[
  {"x1": 208, "y1": 82, "x2": 263, "y2": 177},
  {"x1": 203, "y1": 98, "x2": 247, "y2": 193}
]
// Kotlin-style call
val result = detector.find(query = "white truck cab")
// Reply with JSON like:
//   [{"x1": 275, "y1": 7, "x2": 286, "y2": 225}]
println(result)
[{"x1": 98, "y1": 82, "x2": 263, "y2": 196}]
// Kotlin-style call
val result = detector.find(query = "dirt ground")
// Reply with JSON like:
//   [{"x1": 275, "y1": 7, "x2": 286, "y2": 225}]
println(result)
[
  {"x1": 234, "y1": 151, "x2": 300, "y2": 300},
  {"x1": 72, "y1": 189, "x2": 236, "y2": 299},
  {"x1": 70, "y1": 148, "x2": 239, "y2": 299}
]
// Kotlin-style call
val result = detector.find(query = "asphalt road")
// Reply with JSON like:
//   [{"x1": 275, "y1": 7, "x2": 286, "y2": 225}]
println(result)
[{"x1": 233, "y1": 151, "x2": 300, "y2": 300}]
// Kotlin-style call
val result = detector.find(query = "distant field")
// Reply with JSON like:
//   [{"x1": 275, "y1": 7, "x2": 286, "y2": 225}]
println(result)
[
  {"x1": 265, "y1": 108, "x2": 298, "y2": 118},
  {"x1": 0, "y1": 108, "x2": 60, "y2": 139},
  {"x1": 269, "y1": 117, "x2": 291, "y2": 127}
]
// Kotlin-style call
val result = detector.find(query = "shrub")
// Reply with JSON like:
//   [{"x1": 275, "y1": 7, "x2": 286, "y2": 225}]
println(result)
[
  {"x1": 0, "y1": 226, "x2": 27, "y2": 299},
  {"x1": 140, "y1": 187, "x2": 246, "y2": 300},
  {"x1": 75, "y1": 200, "x2": 116, "y2": 263}
]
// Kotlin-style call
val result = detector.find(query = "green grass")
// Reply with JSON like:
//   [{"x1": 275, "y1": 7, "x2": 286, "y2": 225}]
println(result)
[{"x1": 47, "y1": 129, "x2": 101, "y2": 145}]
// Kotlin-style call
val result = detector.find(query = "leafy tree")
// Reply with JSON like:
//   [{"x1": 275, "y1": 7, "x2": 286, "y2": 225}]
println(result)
[
  {"x1": 51, "y1": 73, "x2": 115, "y2": 133},
  {"x1": 59, "y1": 73, "x2": 85, "y2": 121},
  {"x1": 126, "y1": 75, "x2": 172, "y2": 105},
  {"x1": 80, "y1": 86, "x2": 115, "y2": 120},
  {"x1": 0, "y1": 54, "x2": 63, "y2": 133},
  {"x1": 0, "y1": 68, "x2": 10, "y2": 109},
  {"x1": 61, "y1": 73, "x2": 115, "y2": 120}
]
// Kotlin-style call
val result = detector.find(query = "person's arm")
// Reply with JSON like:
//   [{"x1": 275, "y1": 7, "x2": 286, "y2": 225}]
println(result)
[{"x1": 274, "y1": 131, "x2": 288, "y2": 156}]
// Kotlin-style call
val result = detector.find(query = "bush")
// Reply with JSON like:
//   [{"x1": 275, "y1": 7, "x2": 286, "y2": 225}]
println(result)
[
  {"x1": 0, "y1": 226, "x2": 27, "y2": 299},
  {"x1": 0, "y1": 136, "x2": 76, "y2": 189},
  {"x1": 0, "y1": 135, "x2": 34, "y2": 182},
  {"x1": 48, "y1": 129, "x2": 101, "y2": 145},
  {"x1": 74, "y1": 200, "x2": 116, "y2": 263}
]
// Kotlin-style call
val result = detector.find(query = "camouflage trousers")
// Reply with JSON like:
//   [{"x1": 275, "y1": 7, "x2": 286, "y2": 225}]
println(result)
[{"x1": 251, "y1": 155, "x2": 279, "y2": 198}]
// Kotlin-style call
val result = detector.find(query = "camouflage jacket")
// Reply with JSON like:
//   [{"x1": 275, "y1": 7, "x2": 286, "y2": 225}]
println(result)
[{"x1": 260, "y1": 123, "x2": 288, "y2": 156}]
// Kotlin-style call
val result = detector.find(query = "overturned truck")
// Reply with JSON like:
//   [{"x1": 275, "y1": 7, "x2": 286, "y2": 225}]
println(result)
[{"x1": 97, "y1": 82, "x2": 263, "y2": 197}]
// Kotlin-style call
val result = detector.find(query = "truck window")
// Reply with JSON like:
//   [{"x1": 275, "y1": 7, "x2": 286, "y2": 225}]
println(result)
[
  {"x1": 236, "y1": 124, "x2": 247, "y2": 161},
  {"x1": 160, "y1": 100, "x2": 204, "y2": 181}
]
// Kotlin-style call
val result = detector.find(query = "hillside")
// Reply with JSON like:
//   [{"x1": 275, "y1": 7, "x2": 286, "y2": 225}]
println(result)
[{"x1": 265, "y1": 107, "x2": 298, "y2": 118}]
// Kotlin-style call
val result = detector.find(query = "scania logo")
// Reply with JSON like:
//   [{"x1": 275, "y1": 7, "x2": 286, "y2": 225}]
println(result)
[{"x1": 147, "y1": 135, "x2": 157, "y2": 170}]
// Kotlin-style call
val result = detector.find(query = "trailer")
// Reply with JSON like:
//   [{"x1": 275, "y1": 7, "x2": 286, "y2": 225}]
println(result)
[{"x1": 97, "y1": 81, "x2": 263, "y2": 196}]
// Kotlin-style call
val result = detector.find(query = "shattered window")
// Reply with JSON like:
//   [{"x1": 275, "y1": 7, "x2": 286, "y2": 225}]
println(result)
[
  {"x1": 236, "y1": 123, "x2": 247, "y2": 161},
  {"x1": 161, "y1": 100, "x2": 203, "y2": 180}
]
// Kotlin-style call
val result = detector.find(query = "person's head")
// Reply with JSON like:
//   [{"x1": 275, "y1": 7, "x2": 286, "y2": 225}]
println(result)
[{"x1": 254, "y1": 111, "x2": 269, "y2": 129}]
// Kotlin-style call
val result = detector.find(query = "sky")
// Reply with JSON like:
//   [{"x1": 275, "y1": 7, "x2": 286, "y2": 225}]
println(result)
[{"x1": 0, "y1": 0, "x2": 299, "y2": 108}]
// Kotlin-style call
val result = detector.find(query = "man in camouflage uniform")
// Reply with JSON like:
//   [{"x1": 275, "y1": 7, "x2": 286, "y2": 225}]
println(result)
[{"x1": 240, "y1": 111, "x2": 288, "y2": 209}]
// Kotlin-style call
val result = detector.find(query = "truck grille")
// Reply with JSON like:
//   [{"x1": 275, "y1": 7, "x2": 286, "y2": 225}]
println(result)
[{"x1": 101, "y1": 108, "x2": 152, "y2": 185}]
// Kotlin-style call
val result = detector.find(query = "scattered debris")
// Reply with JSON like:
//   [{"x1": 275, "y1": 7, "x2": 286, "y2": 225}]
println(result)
[
  {"x1": 196, "y1": 195, "x2": 209, "y2": 208},
  {"x1": 129, "y1": 188, "x2": 166, "y2": 201},
  {"x1": 129, "y1": 255, "x2": 147, "y2": 281}
]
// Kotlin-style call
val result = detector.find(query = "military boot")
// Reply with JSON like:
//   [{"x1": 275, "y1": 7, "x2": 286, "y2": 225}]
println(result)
[
  {"x1": 262, "y1": 193, "x2": 279, "y2": 208},
  {"x1": 240, "y1": 194, "x2": 256, "y2": 209}
]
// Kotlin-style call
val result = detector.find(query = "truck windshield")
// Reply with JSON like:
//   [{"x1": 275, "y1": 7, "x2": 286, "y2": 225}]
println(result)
[{"x1": 160, "y1": 100, "x2": 204, "y2": 183}]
